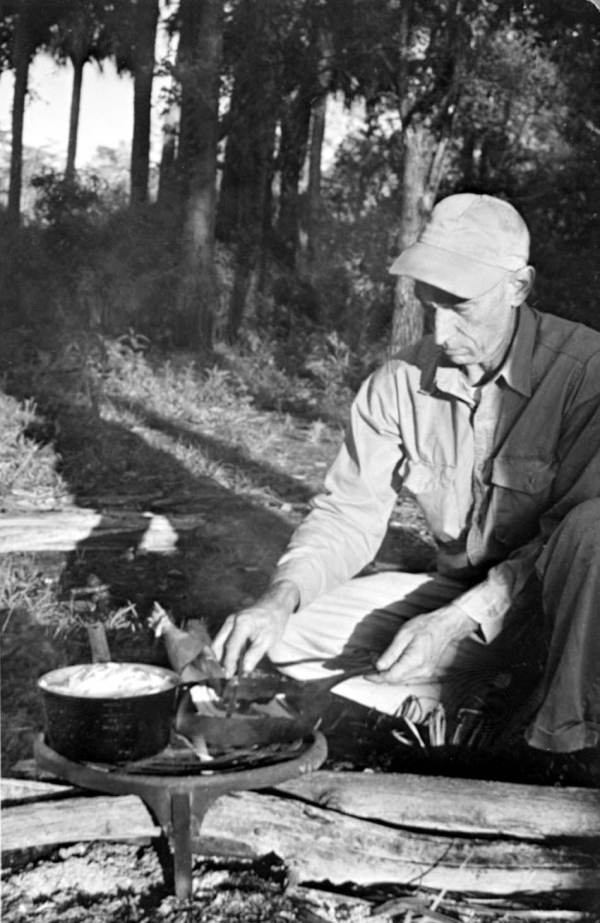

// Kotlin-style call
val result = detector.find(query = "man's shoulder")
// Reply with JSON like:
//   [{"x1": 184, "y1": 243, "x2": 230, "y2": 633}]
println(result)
[
  {"x1": 534, "y1": 308, "x2": 600, "y2": 365},
  {"x1": 363, "y1": 336, "x2": 437, "y2": 395},
  {"x1": 385, "y1": 335, "x2": 439, "y2": 373}
]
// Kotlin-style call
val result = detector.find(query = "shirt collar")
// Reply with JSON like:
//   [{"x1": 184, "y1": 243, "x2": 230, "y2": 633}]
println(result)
[
  {"x1": 497, "y1": 303, "x2": 534, "y2": 398},
  {"x1": 419, "y1": 303, "x2": 535, "y2": 400}
]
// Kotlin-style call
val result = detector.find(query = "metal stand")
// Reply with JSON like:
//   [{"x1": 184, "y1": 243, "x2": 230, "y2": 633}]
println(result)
[{"x1": 34, "y1": 732, "x2": 327, "y2": 901}]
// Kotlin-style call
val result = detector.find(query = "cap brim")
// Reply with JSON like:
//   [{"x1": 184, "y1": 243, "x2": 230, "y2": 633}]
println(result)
[{"x1": 389, "y1": 242, "x2": 508, "y2": 299}]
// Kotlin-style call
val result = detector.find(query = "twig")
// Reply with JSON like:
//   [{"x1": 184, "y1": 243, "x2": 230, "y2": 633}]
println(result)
[
  {"x1": 5, "y1": 442, "x2": 40, "y2": 490},
  {"x1": 370, "y1": 897, "x2": 456, "y2": 922}
]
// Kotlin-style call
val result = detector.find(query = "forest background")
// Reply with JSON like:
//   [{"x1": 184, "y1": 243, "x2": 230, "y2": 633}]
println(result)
[{"x1": 2, "y1": 0, "x2": 600, "y2": 365}]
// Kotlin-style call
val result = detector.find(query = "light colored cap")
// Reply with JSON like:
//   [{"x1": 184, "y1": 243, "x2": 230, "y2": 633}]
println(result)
[{"x1": 389, "y1": 193, "x2": 530, "y2": 298}]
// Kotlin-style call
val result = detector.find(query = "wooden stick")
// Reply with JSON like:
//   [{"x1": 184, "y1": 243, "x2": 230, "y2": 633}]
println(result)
[{"x1": 86, "y1": 622, "x2": 111, "y2": 663}]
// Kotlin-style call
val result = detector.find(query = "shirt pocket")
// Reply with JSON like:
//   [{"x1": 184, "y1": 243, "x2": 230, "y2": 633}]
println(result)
[
  {"x1": 402, "y1": 459, "x2": 455, "y2": 494},
  {"x1": 402, "y1": 459, "x2": 461, "y2": 540},
  {"x1": 490, "y1": 456, "x2": 555, "y2": 545}
]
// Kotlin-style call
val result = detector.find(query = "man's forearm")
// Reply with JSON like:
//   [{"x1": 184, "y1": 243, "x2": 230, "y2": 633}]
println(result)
[
  {"x1": 263, "y1": 578, "x2": 301, "y2": 615},
  {"x1": 453, "y1": 535, "x2": 544, "y2": 642}
]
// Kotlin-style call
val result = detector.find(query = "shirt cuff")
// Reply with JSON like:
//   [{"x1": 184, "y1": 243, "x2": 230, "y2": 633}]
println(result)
[
  {"x1": 272, "y1": 553, "x2": 325, "y2": 611},
  {"x1": 450, "y1": 577, "x2": 514, "y2": 643}
]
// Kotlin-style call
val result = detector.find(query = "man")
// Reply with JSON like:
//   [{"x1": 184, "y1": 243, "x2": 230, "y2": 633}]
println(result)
[{"x1": 214, "y1": 193, "x2": 600, "y2": 756}]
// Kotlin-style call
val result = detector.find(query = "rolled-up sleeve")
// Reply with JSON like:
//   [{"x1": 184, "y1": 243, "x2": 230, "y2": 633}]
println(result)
[{"x1": 273, "y1": 366, "x2": 404, "y2": 608}]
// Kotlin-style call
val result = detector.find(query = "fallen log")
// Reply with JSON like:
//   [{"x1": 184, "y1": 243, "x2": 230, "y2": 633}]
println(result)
[
  {"x1": 1, "y1": 778, "x2": 77, "y2": 806},
  {"x1": 0, "y1": 508, "x2": 206, "y2": 554},
  {"x1": 3, "y1": 788, "x2": 599, "y2": 894},
  {"x1": 2, "y1": 794, "x2": 159, "y2": 849},
  {"x1": 275, "y1": 771, "x2": 600, "y2": 840},
  {"x1": 13, "y1": 761, "x2": 600, "y2": 841}
]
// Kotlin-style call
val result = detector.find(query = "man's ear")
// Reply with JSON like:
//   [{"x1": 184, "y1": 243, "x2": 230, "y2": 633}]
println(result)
[{"x1": 511, "y1": 266, "x2": 535, "y2": 306}]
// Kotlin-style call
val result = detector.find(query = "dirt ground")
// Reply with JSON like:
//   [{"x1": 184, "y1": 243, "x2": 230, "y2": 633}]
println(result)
[{"x1": 2, "y1": 846, "x2": 327, "y2": 923}]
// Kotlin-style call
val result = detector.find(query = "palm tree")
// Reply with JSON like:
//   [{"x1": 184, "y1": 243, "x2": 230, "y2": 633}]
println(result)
[
  {"x1": 51, "y1": 0, "x2": 114, "y2": 182},
  {"x1": 130, "y1": 0, "x2": 160, "y2": 204},
  {"x1": 4, "y1": 0, "x2": 60, "y2": 225},
  {"x1": 112, "y1": 0, "x2": 160, "y2": 205}
]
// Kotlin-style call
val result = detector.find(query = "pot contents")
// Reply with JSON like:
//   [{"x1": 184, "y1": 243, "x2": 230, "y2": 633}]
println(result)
[{"x1": 39, "y1": 662, "x2": 177, "y2": 698}]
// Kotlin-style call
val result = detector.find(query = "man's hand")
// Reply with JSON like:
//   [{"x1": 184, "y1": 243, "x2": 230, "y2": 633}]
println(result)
[
  {"x1": 212, "y1": 580, "x2": 300, "y2": 678},
  {"x1": 369, "y1": 604, "x2": 478, "y2": 684}
]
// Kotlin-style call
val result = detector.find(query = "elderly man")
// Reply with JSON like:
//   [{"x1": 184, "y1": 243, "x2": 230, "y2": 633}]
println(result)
[{"x1": 215, "y1": 193, "x2": 600, "y2": 757}]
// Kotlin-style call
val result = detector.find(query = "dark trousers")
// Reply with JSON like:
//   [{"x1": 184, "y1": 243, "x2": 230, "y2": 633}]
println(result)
[{"x1": 527, "y1": 499, "x2": 600, "y2": 752}]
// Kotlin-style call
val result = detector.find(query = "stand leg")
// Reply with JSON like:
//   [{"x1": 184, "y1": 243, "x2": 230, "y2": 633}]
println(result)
[{"x1": 171, "y1": 792, "x2": 193, "y2": 901}]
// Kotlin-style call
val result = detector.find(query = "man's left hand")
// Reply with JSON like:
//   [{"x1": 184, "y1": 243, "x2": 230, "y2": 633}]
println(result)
[{"x1": 368, "y1": 604, "x2": 478, "y2": 684}]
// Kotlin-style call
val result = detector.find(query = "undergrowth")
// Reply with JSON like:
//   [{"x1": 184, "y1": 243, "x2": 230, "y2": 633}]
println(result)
[
  {"x1": 0, "y1": 328, "x2": 349, "y2": 770},
  {"x1": 3, "y1": 327, "x2": 346, "y2": 502}
]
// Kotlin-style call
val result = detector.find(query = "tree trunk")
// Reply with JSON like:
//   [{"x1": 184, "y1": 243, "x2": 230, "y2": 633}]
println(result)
[
  {"x1": 275, "y1": 91, "x2": 311, "y2": 269},
  {"x1": 174, "y1": 0, "x2": 224, "y2": 350},
  {"x1": 8, "y1": 7, "x2": 31, "y2": 227},
  {"x1": 158, "y1": 35, "x2": 182, "y2": 211},
  {"x1": 130, "y1": 0, "x2": 159, "y2": 205},
  {"x1": 304, "y1": 22, "x2": 332, "y2": 266},
  {"x1": 305, "y1": 94, "x2": 326, "y2": 264},
  {"x1": 215, "y1": 69, "x2": 244, "y2": 244},
  {"x1": 218, "y1": 2, "x2": 279, "y2": 341},
  {"x1": 157, "y1": 98, "x2": 180, "y2": 210},
  {"x1": 390, "y1": 122, "x2": 441, "y2": 353},
  {"x1": 225, "y1": 97, "x2": 277, "y2": 341},
  {"x1": 65, "y1": 56, "x2": 85, "y2": 182}
]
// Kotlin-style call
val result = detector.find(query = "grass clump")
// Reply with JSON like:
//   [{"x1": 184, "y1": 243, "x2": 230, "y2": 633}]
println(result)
[{"x1": 0, "y1": 393, "x2": 71, "y2": 512}]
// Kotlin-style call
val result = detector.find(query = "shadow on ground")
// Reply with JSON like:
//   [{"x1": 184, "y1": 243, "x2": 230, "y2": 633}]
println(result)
[{"x1": 0, "y1": 364, "x2": 310, "y2": 767}]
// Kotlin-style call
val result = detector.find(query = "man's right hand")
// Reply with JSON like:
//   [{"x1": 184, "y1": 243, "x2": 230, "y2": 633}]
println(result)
[{"x1": 212, "y1": 580, "x2": 300, "y2": 678}]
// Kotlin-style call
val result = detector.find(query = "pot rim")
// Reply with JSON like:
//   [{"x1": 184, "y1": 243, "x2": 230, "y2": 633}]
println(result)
[{"x1": 38, "y1": 662, "x2": 180, "y2": 700}]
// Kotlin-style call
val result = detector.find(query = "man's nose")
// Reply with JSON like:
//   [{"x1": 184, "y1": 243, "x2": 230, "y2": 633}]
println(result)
[{"x1": 433, "y1": 308, "x2": 455, "y2": 345}]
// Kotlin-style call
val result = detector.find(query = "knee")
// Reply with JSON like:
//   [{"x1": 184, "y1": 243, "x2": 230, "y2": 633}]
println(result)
[{"x1": 554, "y1": 498, "x2": 600, "y2": 538}]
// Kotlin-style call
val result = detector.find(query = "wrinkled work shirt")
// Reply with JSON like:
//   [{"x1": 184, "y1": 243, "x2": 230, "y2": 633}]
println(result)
[{"x1": 274, "y1": 304, "x2": 600, "y2": 641}]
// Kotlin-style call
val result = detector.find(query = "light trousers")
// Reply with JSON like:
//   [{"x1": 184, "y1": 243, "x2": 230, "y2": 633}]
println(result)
[{"x1": 269, "y1": 499, "x2": 600, "y2": 753}]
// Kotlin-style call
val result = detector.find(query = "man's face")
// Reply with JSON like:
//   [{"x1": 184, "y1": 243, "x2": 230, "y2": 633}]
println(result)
[{"x1": 414, "y1": 275, "x2": 515, "y2": 369}]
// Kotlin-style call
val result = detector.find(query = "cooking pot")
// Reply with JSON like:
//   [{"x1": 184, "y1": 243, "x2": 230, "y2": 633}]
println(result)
[{"x1": 38, "y1": 662, "x2": 180, "y2": 764}]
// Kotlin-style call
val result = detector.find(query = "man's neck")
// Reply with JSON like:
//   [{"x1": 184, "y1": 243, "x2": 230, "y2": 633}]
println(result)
[{"x1": 462, "y1": 311, "x2": 519, "y2": 387}]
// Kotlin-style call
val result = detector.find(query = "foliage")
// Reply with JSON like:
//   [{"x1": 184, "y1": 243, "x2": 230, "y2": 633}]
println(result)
[
  {"x1": 49, "y1": 0, "x2": 116, "y2": 68},
  {"x1": 0, "y1": 0, "x2": 64, "y2": 62},
  {"x1": 31, "y1": 168, "x2": 105, "y2": 228},
  {"x1": 450, "y1": 23, "x2": 570, "y2": 189},
  {"x1": 296, "y1": 3, "x2": 600, "y2": 342},
  {"x1": 307, "y1": 130, "x2": 403, "y2": 349}
]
